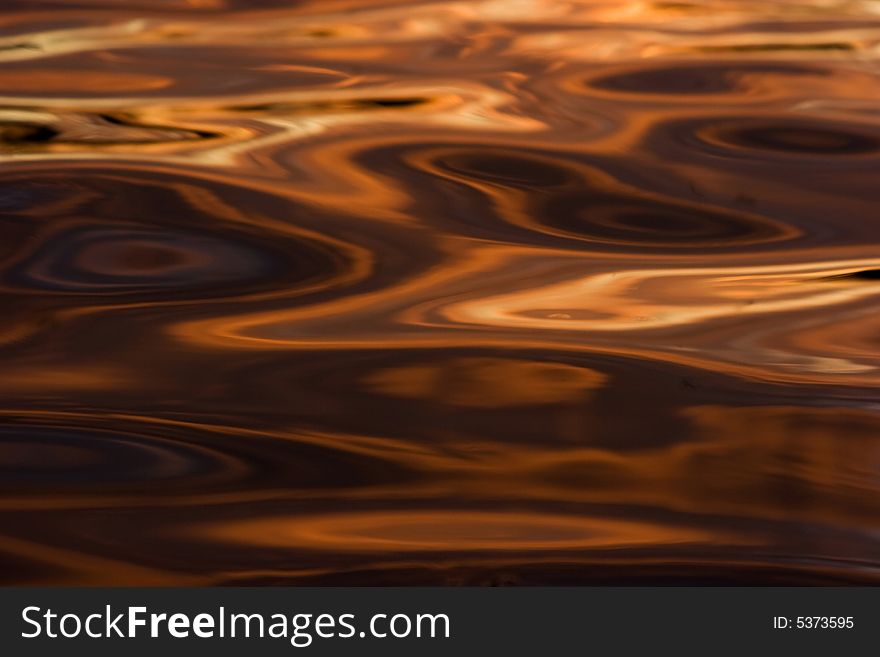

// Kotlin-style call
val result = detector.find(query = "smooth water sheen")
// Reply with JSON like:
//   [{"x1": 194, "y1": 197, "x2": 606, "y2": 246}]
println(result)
[{"x1": 0, "y1": 0, "x2": 878, "y2": 585}]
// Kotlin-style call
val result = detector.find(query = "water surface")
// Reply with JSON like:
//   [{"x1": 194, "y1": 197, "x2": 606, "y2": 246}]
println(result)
[{"x1": 0, "y1": 0, "x2": 879, "y2": 585}]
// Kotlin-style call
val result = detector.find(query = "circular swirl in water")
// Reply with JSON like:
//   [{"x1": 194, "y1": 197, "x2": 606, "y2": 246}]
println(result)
[
  {"x1": 0, "y1": 168, "x2": 353, "y2": 300},
  {"x1": 535, "y1": 191, "x2": 794, "y2": 249},
  {"x1": 707, "y1": 122, "x2": 880, "y2": 155},
  {"x1": 662, "y1": 117, "x2": 880, "y2": 159},
  {"x1": 584, "y1": 62, "x2": 821, "y2": 97},
  {"x1": 0, "y1": 419, "x2": 414, "y2": 499},
  {"x1": 14, "y1": 226, "x2": 277, "y2": 294},
  {"x1": 0, "y1": 424, "x2": 237, "y2": 493},
  {"x1": 408, "y1": 146, "x2": 796, "y2": 251}
]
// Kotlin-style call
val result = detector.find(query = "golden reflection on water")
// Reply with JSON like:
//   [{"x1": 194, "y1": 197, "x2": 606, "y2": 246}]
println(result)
[{"x1": 0, "y1": 0, "x2": 878, "y2": 585}]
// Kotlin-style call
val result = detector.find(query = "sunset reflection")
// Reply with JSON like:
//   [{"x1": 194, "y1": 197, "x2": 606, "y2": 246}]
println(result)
[{"x1": 0, "y1": 0, "x2": 878, "y2": 585}]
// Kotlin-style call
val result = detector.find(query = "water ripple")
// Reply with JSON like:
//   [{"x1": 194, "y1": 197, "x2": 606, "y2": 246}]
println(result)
[{"x1": 0, "y1": 0, "x2": 878, "y2": 585}]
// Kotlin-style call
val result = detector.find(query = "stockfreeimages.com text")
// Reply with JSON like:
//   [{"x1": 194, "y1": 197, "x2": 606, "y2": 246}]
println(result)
[{"x1": 22, "y1": 606, "x2": 451, "y2": 647}]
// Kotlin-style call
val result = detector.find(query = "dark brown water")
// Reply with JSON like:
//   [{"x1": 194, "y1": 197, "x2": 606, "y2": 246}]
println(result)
[{"x1": 0, "y1": 0, "x2": 878, "y2": 585}]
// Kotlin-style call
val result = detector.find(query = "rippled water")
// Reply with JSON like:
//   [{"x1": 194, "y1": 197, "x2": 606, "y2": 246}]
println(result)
[{"x1": 1, "y1": 0, "x2": 879, "y2": 585}]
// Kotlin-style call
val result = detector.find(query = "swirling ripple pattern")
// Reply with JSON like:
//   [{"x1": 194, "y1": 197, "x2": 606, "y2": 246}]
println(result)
[{"x1": 0, "y1": 0, "x2": 878, "y2": 585}]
